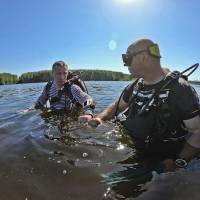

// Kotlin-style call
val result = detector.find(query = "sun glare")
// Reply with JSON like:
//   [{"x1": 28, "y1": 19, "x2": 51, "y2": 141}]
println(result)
[{"x1": 116, "y1": 0, "x2": 134, "y2": 4}]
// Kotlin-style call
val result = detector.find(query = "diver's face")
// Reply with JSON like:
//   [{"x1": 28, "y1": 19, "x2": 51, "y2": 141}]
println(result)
[
  {"x1": 53, "y1": 66, "x2": 68, "y2": 87},
  {"x1": 128, "y1": 51, "x2": 147, "y2": 78}
]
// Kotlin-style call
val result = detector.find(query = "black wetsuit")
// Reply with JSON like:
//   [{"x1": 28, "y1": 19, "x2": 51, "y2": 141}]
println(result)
[
  {"x1": 105, "y1": 77, "x2": 200, "y2": 199},
  {"x1": 122, "y1": 77, "x2": 200, "y2": 159}
]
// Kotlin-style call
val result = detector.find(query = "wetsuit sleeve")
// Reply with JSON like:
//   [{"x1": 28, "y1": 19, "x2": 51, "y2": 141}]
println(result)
[
  {"x1": 173, "y1": 78, "x2": 200, "y2": 120},
  {"x1": 35, "y1": 86, "x2": 49, "y2": 108},
  {"x1": 71, "y1": 84, "x2": 94, "y2": 116},
  {"x1": 122, "y1": 83, "x2": 134, "y2": 103}
]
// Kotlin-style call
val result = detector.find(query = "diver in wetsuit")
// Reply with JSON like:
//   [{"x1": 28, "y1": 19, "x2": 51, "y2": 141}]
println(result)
[
  {"x1": 35, "y1": 60, "x2": 95, "y2": 123},
  {"x1": 89, "y1": 38, "x2": 200, "y2": 172}
]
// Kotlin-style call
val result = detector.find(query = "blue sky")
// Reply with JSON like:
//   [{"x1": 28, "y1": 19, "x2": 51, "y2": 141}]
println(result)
[{"x1": 0, "y1": 0, "x2": 199, "y2": 80}]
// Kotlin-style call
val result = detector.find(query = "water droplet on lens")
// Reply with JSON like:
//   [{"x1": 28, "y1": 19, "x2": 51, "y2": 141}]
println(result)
[{"x1": 82, "y1": 153, "x2": 88, "y2": 158}]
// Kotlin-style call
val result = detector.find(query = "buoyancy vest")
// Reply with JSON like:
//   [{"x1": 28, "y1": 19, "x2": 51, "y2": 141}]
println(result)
[
  {"x1": 121, "y1": 72, "x2": 189, "y2": 143},
  {"x1": 45, "y1": 72, "x2": 93, "y2": 110}
]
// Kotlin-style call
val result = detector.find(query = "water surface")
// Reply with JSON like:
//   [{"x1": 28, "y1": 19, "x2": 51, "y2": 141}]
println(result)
[{"x1": 0, "y1": 82, "x2": 200, "y2": 200}]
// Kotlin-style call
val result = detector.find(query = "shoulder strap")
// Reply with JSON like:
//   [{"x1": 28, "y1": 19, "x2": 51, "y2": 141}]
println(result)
[
  {"x1": 68, "y1": 74, "x2": 88, "y2": 94},
  {"x1": 63, "y1": 82, "x2": 73, "y2": 100},
  {"x1": 115, "y1": 79, "x2": 139, "y2": 119},
  {"x1": 45, "y1": 81, "x2": 53, "y2": 97},
  {"x1": 166, "y1": 71, "x2": 180, "y2": 80},
  {"x1": 138, "y1": 71, "x2": 180, "y2": 116},
  {"x1": 127, "y1": 78, "x2": 143, "y2": 104}
]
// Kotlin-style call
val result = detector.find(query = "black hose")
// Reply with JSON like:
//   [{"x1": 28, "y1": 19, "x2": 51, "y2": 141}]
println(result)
[
  {"x1": 138, "y1": 63, "x2": 199, "y2": 115},
  {"x1": 114, "y1": 79, "x2": 139, "y2": 120},
  {"x1": 180, "y1": 63, "x2": 199, "y2": 77}
]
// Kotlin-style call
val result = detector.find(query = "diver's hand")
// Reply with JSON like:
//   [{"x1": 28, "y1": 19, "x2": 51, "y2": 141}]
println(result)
[
  {"x1": 162, "y1": 159, "x2": 177, "y2": 172},
  {"x1": 88, "y1": 117, "x2": 102, "y2": 127},
  {"x1": 78, "y1": 114, "x2": 93, "y2": 124}
]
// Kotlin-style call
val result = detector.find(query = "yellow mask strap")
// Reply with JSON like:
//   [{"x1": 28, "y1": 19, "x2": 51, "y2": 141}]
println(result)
[{"x1": 148, "y1": 44, "x2": 161, "y2": 58}]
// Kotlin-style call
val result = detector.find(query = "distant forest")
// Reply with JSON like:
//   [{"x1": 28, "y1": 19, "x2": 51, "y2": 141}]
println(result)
[
  {"x1": 1, "y1": 70, "x2": 199, "y2": 85},
  {"x1": 0, "y1": 69, "x2": 132, "y2": 85},
  {"x1": 0, "y1": 73, "x2": 18, "y2": 85}
]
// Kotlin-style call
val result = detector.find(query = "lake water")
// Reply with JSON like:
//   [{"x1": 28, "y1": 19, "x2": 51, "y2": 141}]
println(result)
[{"x1": 0, "y1": 81, "x2": 200, "y2": 200}]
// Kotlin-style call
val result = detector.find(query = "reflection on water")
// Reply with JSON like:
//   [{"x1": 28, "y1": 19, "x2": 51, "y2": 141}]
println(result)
[{"x1": 0, "y1": 82, "x2": 200, "y2": 200}]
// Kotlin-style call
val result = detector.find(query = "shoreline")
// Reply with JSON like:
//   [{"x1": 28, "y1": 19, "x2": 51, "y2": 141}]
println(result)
[{"x1": 0, "y1": 80, "x2": 200, "y2": 86}]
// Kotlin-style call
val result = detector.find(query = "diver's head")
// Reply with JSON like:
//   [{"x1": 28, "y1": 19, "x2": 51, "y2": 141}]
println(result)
[
  {"x1": 52, "y1": 60, "x2": 68, "y2": 88},
  {"x1": 122, "y1": 38, "x2": 161, "y2": 78}
]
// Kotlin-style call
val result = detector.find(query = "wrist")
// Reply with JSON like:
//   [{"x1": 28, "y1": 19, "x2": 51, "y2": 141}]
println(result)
[
  {"x1": 162, "y1": 159, "x2": 176, "y2": 172},
  {"x1": 84, "y1": 110, "x2": 93, "y2": 118},
  {"x1": 179, "y1": 142, "x2": 200, "y2": 161},
  {"x1": 87, "y1": 114, "x2": 93, "y2": 118}
]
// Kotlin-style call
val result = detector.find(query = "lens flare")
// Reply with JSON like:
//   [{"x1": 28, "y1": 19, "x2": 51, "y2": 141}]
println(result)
[{"x1": 108, "y1": 40, "x2": 117, "y2": 51}]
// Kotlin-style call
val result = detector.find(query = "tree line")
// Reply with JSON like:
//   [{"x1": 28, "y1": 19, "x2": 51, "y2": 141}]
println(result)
[
  {"x1": 1, "y1": 70, "x2": 200, "y2": 85},
  {"x1": 0, "y1": 70, "x2": 132, "y2": 85},
  {"x1": 0, "y1": 73, "x2": 18, "y2": 84}
]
